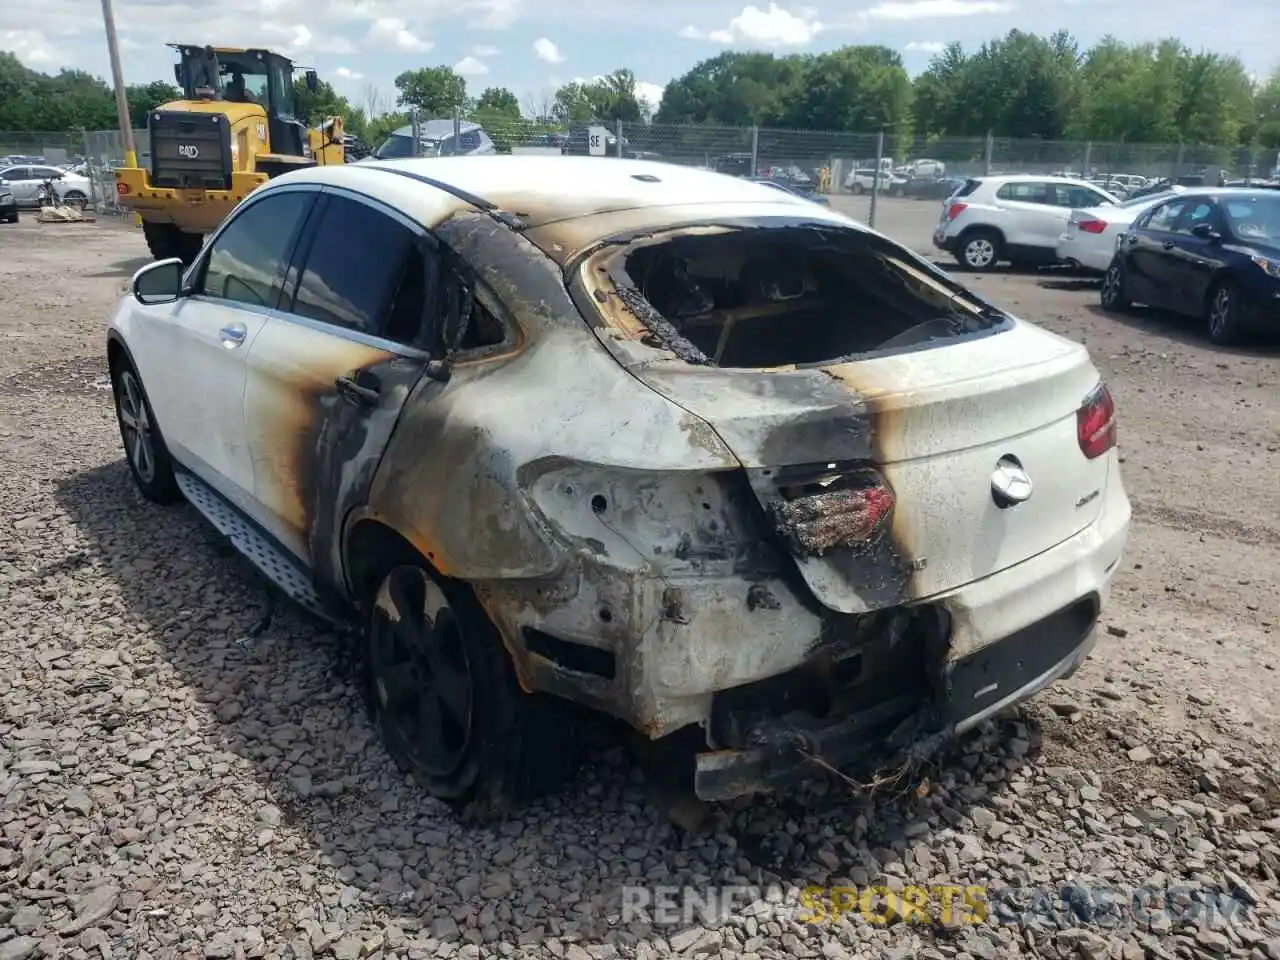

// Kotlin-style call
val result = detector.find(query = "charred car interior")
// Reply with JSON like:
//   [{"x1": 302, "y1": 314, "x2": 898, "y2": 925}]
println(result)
[{"x1": 614, "y1": 225, "x2": 1008, "y2": 367}]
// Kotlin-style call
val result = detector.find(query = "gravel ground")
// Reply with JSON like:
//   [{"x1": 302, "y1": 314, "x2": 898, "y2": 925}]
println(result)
[{"x1": 1, "y1": 209, "x2": 1278, "y2": 960}]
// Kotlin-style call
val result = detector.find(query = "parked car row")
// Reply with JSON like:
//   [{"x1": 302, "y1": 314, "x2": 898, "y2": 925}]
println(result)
[
  {"x1": 0, "y1": 162, "x2": 94, "y2": 210},
  {"x1": 927, "y1": 173, "x2": 1277, "y2": 346}
]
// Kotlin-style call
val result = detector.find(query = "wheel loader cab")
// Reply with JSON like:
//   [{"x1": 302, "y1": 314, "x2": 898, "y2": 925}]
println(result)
[
  {"x1": 174, "y1": 46, "x2": 307, "y2": 160},
  {"x1": 116, "y1": 44, "x2": 343, "y2": 267}
]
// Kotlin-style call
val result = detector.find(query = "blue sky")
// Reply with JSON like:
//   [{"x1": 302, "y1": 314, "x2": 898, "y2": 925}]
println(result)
[{"x1": 4, "y1": 0, "x2": 1277, "y2": 118}]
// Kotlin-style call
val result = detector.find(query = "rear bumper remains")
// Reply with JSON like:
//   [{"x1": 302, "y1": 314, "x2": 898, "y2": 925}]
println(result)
[
  {"x1": 694, "y1": 607, "x2": 1098, "y2": 801},
  {"x1": 693, "y1": 469, "x2": 1130, "y2": 801}
]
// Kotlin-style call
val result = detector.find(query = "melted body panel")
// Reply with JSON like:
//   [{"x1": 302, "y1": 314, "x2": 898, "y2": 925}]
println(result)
[{"x1": 112, "y1": 160, "x2": 1131, "y2": 760}]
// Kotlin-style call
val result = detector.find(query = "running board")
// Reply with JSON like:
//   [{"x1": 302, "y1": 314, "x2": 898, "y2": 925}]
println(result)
[{"x1": 174, "y1": 470, "x2": 336, "y2": 622}]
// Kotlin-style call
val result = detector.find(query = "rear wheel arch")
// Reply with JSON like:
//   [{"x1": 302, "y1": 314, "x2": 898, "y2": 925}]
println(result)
[
  {"x1": 343, "y1": 517, "x2": 584, "y2": 816},
  {"x1": 957, "y1": 223, "x2": 1006, "y2": 247}
]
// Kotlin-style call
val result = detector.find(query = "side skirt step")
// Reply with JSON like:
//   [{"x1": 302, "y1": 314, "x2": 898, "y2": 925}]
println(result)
[{"x1": 174, "y1": 470, "x2": 336, "y2": 623}]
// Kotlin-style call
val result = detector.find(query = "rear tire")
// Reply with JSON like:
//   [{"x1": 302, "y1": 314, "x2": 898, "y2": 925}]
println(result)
[
  {"x1": 2, "y1": 211, "x2": 16, "y2": 224},
  {"x1": 62, "y1": 190, "x2": 88, "y2": 209},
  {"x1": 1100, "y1": 258, "x2": 1132, "y2": 311},
  {"x1": 1205, "y1": 280, "x2": 1245, "y2": 346},
  {"x1": 955, "y1": 229, "x2": 1002, "y2": 272},
  {"x1": 852, "y1": 182, "x2": 865, "y2": 196},
  {"x1": 362, "y1": 558, "x2": 584, "y2": 820},
  {"x1": 142, "y1": 221, "x2": 203, "y2": 266}
]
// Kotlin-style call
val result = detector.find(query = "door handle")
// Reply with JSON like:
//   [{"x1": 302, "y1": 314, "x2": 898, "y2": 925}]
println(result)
[
  {"x1": 219, "y1": 323, "x2": 247, "y2": 347},
  {"x1": 1162, "y1": 241, "x2": 1175, "y2": 249},
  {"x1": 335, "y1": 374, "x2": 380, "y2": 407}
]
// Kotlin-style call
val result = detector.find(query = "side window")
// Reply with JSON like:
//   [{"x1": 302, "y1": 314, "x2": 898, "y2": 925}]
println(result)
[
  {"x1": 456, "y1": 288, "x2": 509, "y2": 351},
  {"x1": 1143, "y1": 200, "x2": 1186, "y2": 233},
  {"x1": 34, "y1": 166, "x2": 62, "y2": 178},
  {"x1": 1049, "y1": 186, "x2": 1104, "y2": 209},
  {"x1": 200, "y1": 191, "x2": 312, "y2": 307},
  {"x1": 291, "y1": 194, "x2": 428, "y2": 344},
  {"x1": 3, "y1": 167, "x2": 31, "y2": 181},
  {"x1": 996, "y1": 181, "x2": 1052, "y2": 204},
  {"x1": 1173, "y1": 201, "x2": 1217, "y2": 235}
]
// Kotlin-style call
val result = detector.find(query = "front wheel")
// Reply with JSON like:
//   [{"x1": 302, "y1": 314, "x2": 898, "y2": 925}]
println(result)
[
  {"x1": 851, "y1": 182, "x2": 865, "y2": 195},
  {"x1": 62, "y1": 190, "x2": 88, "y2": 210},
  {"x1": 1100, "y1": 259, "x2": 1132, "y2": 311},
  {"x1": 363, "y1": 562, "x2": 583, "y2": 818},
  {"x1": 1205, "y1": 280, "x2": 1245, "y2": 346},
  {"x1": 111, "y1": 358, "x2": 181, "y2": 503}
]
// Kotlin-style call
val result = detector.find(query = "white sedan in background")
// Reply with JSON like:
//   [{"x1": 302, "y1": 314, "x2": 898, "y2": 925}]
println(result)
[{"x1": 1056, "y1": 187, "x2": 1184, "y2": 273}]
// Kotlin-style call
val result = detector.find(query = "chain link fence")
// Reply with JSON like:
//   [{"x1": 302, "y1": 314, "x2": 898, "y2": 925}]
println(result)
[{"x1": 5, "y1": 123, "x2": 1278, "y2": 221}]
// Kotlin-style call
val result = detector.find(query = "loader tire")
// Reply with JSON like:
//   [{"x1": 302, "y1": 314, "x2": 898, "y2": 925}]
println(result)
[{"x1": 142, "y1": 221, "x2": 202, "y2": 266}]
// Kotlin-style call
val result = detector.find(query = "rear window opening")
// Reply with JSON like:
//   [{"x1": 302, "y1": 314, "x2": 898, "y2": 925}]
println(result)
[{"x1": 605, "y1": 225, "x2": 1008, "y2": 368}]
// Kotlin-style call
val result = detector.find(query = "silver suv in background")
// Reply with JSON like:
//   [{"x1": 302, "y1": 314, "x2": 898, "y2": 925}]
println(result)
[{"x1": 933, "y1": 175, "x2": 1119, "y2": 271}]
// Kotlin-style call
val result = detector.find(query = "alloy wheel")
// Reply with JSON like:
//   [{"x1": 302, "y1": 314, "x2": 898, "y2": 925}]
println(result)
[
  {"x1": 370, "y1": 566, "x2": 474, "y2": 777},
  {"x1": 964, "y1": 237, "x2": 995, "y2": 268},
  {"x1": 116, "y1": 370, "x2": 156, "y2": 483},
  {"x1": 1102, "y1": 265, "x2": 1122, "y2": 306},
  {"x1": 1208, "y1": 286, "x2": 1231, "y2": 339}
]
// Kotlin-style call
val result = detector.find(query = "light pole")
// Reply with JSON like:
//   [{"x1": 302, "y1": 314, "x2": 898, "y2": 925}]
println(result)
[{"x1": 100, "y1": 0, "x2": 136, "y2": 166}]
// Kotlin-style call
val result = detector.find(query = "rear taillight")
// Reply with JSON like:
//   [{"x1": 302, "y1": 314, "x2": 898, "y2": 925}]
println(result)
[
  {"x1": 1077, "y1": 383, "x2": 1117, "y2": 459},
  {"x1": 1078, "y1": 218, "x2": 1108, "y2": 234},
  {"x1": 945, "y1": 201, "x2": 967, "y2": 221}
]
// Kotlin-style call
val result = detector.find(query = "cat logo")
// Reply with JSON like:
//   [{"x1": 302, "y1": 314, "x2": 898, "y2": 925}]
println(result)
[
  {"x1": 256, "y1": 124, "x2": 267, "y2": 142},
  {"x1": 177, "y1": 144, "x2": 200, "y2": 159}
]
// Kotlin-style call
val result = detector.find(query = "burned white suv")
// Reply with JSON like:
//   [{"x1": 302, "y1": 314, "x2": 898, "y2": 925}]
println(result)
[{"x1": 107, "y1": 157, "x2": 1131, "y2": 815}]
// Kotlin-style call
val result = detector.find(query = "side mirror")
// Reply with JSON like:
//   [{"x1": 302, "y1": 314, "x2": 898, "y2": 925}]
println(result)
[
  {"x1": 132, "y1": 258, "x2": 184, "y2": 305},
  {"x1": 1191, "y1": 223, "x2": 1220, "y2": 241},
  {"x1": 305, "y1": 70, "x2": 319, "y2": 93}
]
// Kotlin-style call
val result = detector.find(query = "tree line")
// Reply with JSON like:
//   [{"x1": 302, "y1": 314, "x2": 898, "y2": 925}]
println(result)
[{"x1": 3, "y1": 31, "x2": 1279, "y2": 151}]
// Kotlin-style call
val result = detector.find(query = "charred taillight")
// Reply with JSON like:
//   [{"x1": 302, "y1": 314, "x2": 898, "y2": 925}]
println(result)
[
  {"x1": 945, "y1": 201, "x2": 968, "y2": 221},
  {"x1": 1077, "y1": 383, "x2": 1117, "y2": 459},
  {"x1": 769, "y1": 468, "x2": 895, "y2": 558}
]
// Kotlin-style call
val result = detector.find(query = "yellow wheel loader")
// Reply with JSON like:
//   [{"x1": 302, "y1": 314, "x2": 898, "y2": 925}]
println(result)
[{"x1": 115, "y1": 44, "x2": 346, "y2": 264}]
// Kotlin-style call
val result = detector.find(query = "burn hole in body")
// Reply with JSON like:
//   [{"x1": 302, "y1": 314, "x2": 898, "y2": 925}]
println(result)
[
  {"x1": 708, "y1": 605, "x2": 946, "y2": 751},
  {"x1": 620, "y1": 226, "x2": 1005, "y2": 368}
]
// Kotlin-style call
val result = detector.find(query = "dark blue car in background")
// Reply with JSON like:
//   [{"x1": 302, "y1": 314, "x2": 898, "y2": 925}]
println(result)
[{"x1": 1100, "y1": 187, "x2": 1280, "y2": 345}]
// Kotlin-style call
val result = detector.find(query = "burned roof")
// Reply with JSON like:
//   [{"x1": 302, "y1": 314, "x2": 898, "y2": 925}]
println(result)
[{"x1": 361, "y1": 156, "x2": 843, "y2": 227}]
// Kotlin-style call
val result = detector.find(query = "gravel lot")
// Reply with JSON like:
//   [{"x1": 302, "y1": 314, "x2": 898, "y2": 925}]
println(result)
[{"x1": 1, "y1": 204, "x2": 1278, "y2": 960}]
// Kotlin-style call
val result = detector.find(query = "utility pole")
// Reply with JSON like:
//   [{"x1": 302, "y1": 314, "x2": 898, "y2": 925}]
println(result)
[{"x1": 100, "y1": 0, "x2": 136, "y2": 166}]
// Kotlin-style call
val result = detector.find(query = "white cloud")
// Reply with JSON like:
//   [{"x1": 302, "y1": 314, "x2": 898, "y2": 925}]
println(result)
[
  {"x1": 365, "y1": 17, "x2": 433, "y2": 52},
  {"x1": 334, "y1": 66, "x2": 364, "y2": 79},
  {"x1": 471, "y1": 44, "x2": 500, "y2": 56},
  {"x1": 533, "y1": 37, "x2": 565, "y2": 63},
  {"x1": 680, "y1": 3, "x2": 823, "y2": 48},
  {"x1": 1, "y1": 29, "x2": 67, "y2": 67},
  {"x1": 454, "y1": 56, "x2": 490, "y2": 76},
  {"x1": 904, "y1": 40, "x2": 946, "y2": 53},
  {"x1": 859, "y1": 0, "x2": 1014, "y2": 21},
  {"x1": 634, "y1": 80, "x2": 665, "y2": 113},
  {"x1": 470, "y1": 0, "x2": 522, "y2": 29}
]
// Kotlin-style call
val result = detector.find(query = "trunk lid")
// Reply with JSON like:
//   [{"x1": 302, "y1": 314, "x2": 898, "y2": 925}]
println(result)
[{"x1": 627, "y1": 320, "x2": 1111, "y2": 613}]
